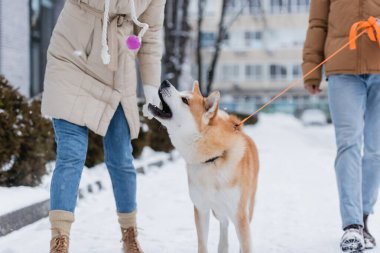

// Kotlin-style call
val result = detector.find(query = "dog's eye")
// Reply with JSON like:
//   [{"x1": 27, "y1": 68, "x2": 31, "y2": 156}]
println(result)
[{"x1": 181, "y1": 97, "x2": 189, "y2": 105}]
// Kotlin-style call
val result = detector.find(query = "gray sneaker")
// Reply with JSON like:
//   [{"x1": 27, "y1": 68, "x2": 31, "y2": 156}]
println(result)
[{"x1": 340, "y1": 225, "x2": 364, "y2": 253}]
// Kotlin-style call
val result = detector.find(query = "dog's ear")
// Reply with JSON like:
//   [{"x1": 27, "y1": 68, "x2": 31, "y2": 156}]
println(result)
[
  {"x1": 193, "y1": 81, "x2": 202, "y2": 96},
  {"x1": 203, "y1": 91, "x2": 220, "y2": 124}
]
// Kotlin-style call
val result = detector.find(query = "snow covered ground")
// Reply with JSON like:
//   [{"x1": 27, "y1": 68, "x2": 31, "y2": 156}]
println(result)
[
  {"x1": 0, "y1": 114, "x2": 379, "y2": 253},
  {"x1": 0, "y1": 186, "x2": 49, "y2": 216}
]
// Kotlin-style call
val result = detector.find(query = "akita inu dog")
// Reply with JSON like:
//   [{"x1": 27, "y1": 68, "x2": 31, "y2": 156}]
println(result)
[{"x1": 148, "y1": 80, "x2": 259, "y2": 253}]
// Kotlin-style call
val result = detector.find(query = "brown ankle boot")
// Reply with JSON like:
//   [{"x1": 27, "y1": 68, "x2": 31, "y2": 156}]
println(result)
[
  {"x1": 50, "y1": 235, "x2": 69, "y2": 253},
  {"x1": 49, "y1": 210, "x2": 74, "y2": 253},
  {"x1": 121, "y1": 227, "x2": 144, "y2": 253}
]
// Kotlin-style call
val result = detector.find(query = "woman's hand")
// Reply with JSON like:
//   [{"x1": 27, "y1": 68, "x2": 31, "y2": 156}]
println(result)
[{"x1": 142, "y1": 85, "x2": 160, "y2": 119}]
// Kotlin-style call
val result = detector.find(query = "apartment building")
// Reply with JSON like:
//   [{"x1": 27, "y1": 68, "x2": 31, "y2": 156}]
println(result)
[
  {"x1": 0, "y1": 0, "x2": 63, "y2": 97},
  {"x1": 189, "y1": 0, "x2": 327, "y2": 112},
  {"x1": 0, "y1": 0, "x2": 30, "y2": 96}
]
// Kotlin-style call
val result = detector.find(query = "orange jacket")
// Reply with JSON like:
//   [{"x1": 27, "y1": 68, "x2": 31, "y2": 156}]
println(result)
[{"x1": 302, "y1": 0, "x2": 380, "y2": 86}]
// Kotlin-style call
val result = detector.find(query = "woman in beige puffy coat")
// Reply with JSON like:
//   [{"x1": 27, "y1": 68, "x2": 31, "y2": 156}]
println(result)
[{"x1": 41, "y1": 0, "x2": 166, "y2": 252}]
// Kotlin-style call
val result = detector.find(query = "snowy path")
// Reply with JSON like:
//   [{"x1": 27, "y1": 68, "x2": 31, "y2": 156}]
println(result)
[{"x1": 1, "y1": 114, "x2": 379, "y2": 253}]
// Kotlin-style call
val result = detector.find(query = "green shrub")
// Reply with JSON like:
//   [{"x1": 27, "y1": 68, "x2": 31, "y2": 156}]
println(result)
[
  {"x1": 234, "y1": 113, "x2": 259, "y2": 125},
  {"x1": 143, "y1": 118, "x2": 173, "y2": 153},
  {"x1": 85, "y1": 106, "x2": 174, "y2": 165},
  {"x1": 85, "y1": 131, "x2": 104, "y2": 168},
  {"x1": 131, "y1": 116, "x2": 151, "y2": 158},
  {"x1": 132, "y1": 116, "x2": 173, "y2": 158},
  {"x1": 0, "y1": 75, "x2": 55, "y2": 187}
]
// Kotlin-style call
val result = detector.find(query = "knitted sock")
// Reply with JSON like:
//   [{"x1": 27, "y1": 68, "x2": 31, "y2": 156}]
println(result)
[
  {"x1": 49, "y1": 210, "x2": 75, "y2": 238},
  {"x1": 118, "y1": 210, "x2": 137, "y2": 229}
]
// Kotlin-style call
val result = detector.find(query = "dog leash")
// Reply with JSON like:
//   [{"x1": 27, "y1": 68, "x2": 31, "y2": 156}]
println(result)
[{"x1": 236, "y1": 16, "x2": 380, "y2": 127}]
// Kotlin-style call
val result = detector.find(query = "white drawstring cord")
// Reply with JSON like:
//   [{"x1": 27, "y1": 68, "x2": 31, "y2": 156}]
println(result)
[
  {"x1": 129, "y1": 0, "x2": 149, "y2": 40},
  {"x1": 100, "y1": 0, "x2": 149, "y2": 65},
  {"x1": 101, "y1": 0, "x2": 111, "y2": 65}
]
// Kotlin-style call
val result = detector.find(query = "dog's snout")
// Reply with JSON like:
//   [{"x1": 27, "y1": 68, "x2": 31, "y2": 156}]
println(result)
[{"x1": 160, "y1": 80, "x2": 172, "y2": 89}]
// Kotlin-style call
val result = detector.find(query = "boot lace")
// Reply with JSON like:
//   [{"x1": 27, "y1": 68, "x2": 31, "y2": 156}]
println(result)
[
  {"x1": 122, "y1": 227, "x2": 142, "y2": 252},
  {"x1": 51, "y1": 236, "x2": 68, "y2": 253}
]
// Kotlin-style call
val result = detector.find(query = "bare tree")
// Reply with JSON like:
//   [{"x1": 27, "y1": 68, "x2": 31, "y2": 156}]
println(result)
[
  {"x1": 205, "y1": 0, "x2": 230, "y2": 95},
  {"x1": 197, "y1": 0, "x2": 251, "y2": 95},
  {"x1": 196, "y1": 0, "x2": 207, "y2": 91},
  {"x1": 163, "y1": 0, "x2": 191, "y2": 88},
  {"x1": 197, "y1": 0, "x2": 266, "y2": 94}
]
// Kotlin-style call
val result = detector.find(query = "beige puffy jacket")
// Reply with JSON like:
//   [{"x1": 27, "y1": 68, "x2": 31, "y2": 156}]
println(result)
[
  {"x1": 302, "y1": 0, "x2": 380, "y2": 87},
  {"x1": 41, "y1": 0, "x2": 166, "y2": 138}
]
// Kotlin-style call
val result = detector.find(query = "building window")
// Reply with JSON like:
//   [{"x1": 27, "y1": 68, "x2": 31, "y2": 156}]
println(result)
[
  {"x1": 291, "y1": 0, "x2": 310, "y2": 13},
  {"x1": 220, "y1": 64, "x2": 240, "y2": 81},
  {"x1": 270, "y1": 0, "x2": 310, "y2": 14},
  {"x1": 244, "y1": 31, "x2": 262, "y2": 48},
  {"x1": 205, "y1": 31, "x2": 230, "y2": 47},
  {"x1": 228, "y1": 0, "x2": 242, "y2": 10},
  {"x1": 270, "y1": 0, "x2": 289, "y2": 14},
  {"x1": 292, "y1": 64, "x2": 302, "y2": 78},
  {"x1": 248, "y1": 0, "x2": 262, "y2": 14},
  {"x1": 245, "y1": 65, "x2": 263, "y2": 81},
  {"x1": 201, "y1": 32, "x2": 215, "y2": 48},
  {"x1": 228, "y1": 0, "x2": 238, "y2": 8},
  {"x1": 229, "y1": 0, "x2": 263, "y2": 14},
  {"x1": 270, "y1": 64, "x2": 287, "y2": 80},
  {"x1": 239, "y1": 0, "x2": 263, "y2": 15},
  {"x1": 223, "y1": 32, "x2": 230, "y2": 46}
]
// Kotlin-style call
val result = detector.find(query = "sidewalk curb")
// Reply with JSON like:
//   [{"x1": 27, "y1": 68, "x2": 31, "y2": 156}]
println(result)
[{"x1": 0, "y1": 199, "x2": 49, "y2": 236}]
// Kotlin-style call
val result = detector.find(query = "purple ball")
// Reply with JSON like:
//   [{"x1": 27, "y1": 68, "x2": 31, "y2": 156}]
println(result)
[{"x1": 126, "y1": 35, "x2": 141, "y2": 50}]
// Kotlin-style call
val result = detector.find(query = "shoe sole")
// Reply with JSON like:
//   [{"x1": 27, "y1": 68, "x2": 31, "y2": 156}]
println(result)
[
  {"x1": 365, "y1": 238, "x2": 376, "y2": 249},
  {"x1": 365, "y1": 245, "x2": 375, "y2": 250},
  {"x1": 341, "y1": 239, "x2": 364, "y2": 253},
  {"x1": 341, "y1": 246, "x2": 363, "y2": 253}
]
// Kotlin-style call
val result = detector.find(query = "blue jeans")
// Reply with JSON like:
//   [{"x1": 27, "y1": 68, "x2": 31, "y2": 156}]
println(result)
[
  {"x1": 328, "y1": 74, "x2": 380, "y2": 229},
  {"x1": 50, "y1": 104, "x2": 137, "y2": 213}
]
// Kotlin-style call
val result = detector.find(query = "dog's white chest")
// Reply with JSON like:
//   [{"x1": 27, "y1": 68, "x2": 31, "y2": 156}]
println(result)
[{"x1": 187, "y1": 164, "x2": 240, "y2": 220}]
